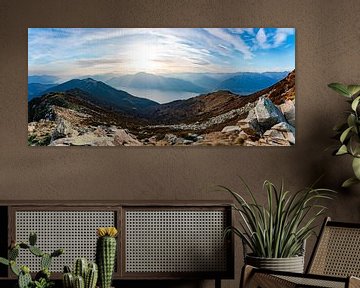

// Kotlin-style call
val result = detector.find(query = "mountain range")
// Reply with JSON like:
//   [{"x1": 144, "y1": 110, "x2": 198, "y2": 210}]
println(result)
[
  {"x1": 28, "y1": 70, "x2": 295, "y2": 146},
  {"x1": 29, "y1": 71, "x2": 289, "y2": 101},
  {"x1": 36, "y1": 78, "x2": 158, "y2": 114},
  {"x1": 106, "y1": 72, "x2": 206, "y2": 93}
]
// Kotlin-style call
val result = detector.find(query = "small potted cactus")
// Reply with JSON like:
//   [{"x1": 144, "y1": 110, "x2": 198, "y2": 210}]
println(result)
[
  {"x1": 63, "y1": 258, "x2": 98, "y2": 288},
  {"x1": 96, "y1": 227, "x2": 118, "y2": 288},
  {"x1": 0, "y1": 232, "x2": 64, "y2": 288}
]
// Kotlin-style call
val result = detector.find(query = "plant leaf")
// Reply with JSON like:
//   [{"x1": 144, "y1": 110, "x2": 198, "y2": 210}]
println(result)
[
  {"x1": 352, "y1": 157, "x2": 360, "y2": 179},
  {"x1": 328, "y1": 83, "x2": 351, "y2": 97},
  {"x1": 351, "y1": 96, "x2": 360, "y2": 111},
  {"x1": 336, "y1": 145, "x2": 348, "y2": 155},
  {"x1": 340, "y1": 127, "x2": 352, "y2": 143},
  {"x1": 0, "y1": 257, "x2": 9, "y2": 266},
  {"x1": 347, "y1": 85, "x2": 360, "y2": 97},
  {"x1": 342, "y1": 177, "x2": 360, "y2": 188}
]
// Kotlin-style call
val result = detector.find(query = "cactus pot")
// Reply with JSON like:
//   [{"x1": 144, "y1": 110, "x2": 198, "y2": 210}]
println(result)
[{"x1": 245, "y1": 254, "x2": 304, "y2": 273}]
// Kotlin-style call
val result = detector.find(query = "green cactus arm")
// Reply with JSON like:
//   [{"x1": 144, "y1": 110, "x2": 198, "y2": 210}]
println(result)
[
  {"x1": 73, "y1": 275, "x2": 85, "y2": 288},
  {"x1": 62, "y1": 273, "x2": 74, "y2": 288},
  {"x1": 29, "y1": 232, "x2": 37, "y2": 246},
  {"x1": 0, "y1": 257, "x2": 9, "y2": 266},
  {"x1": 19, "y1": 242, "x2": 30, "y2": 249},
  {"x1": 41, "y1": 254, "x2": 52, "y2": 270},
  {"x1": 18, "y1": 271, "x2": 32, "y2": 288},
  {"x1": 74, "y1": 258, "x2": 88, "y2": 279},
  {"x1": 85, "y1": 262, "x2": 98, "y2": 288},
  {"x1": 63, "y1": 265, "x2": 72, "y2": 273},
  {"x1": 29, "y1": 246, "x2": 44, "y2": 257},
  {"x1": 8, "y1": 247, "x2": 19, "y2": 260},
  {"x1": 50, "y1": 248, "x2": 64, "y2": 257},
  {"x1": 10, "y1": 260, "x2": 20, "y2": 276}
]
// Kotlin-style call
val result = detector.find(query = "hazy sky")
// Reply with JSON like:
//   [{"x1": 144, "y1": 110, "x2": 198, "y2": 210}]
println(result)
[{"x1": 28, "y1": 28, "x2": 295, "y2": 80}]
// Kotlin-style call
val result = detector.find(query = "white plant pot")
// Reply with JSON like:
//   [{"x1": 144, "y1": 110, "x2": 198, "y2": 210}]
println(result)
[{"x1": 245, "y1": 254, "x2": 305, "y2": 273}]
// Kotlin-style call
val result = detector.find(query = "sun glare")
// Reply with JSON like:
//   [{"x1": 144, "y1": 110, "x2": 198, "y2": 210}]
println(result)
[{"x1": 130, "y1": 44, "x2": 163, "y2": 73}]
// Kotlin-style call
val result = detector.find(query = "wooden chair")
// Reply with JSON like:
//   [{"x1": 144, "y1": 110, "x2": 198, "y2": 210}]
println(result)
[{"x1": 241, "y1": 217, "x2": 360, "y2": 288}]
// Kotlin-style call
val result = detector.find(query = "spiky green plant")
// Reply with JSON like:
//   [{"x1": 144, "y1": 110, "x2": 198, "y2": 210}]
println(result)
[
  {"x1": 0, "y1": 232, "x2": 63, "y2": 288},
  {"x1": 328, "y1": 83, "x2": 360, "y2": 187},
  {"x1": 63, "y1": 260, "x2": 98, "y2": 288},
  {"x1": 96, "y1": 227, "x2": 118, "y2": 288},
  {"x1": 221, "y1": 179, "x2": 335, "y2": 258}
]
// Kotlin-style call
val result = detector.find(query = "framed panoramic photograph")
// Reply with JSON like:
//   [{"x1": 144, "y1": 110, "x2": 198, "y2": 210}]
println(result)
[{"x1": 28, "y1": 28, "x2": 295, "y2": 146}]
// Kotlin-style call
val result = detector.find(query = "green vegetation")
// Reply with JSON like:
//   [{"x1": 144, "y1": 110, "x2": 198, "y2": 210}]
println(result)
[
  {"x1": 328, "y1": 83, "x2": 360, "y2": 187},
  {"x1": 221, "y1": 179, "x2": 335, "y2": 258},
  {"x1": 0, "y1": 232, "x2": 63, "y2": 288}
]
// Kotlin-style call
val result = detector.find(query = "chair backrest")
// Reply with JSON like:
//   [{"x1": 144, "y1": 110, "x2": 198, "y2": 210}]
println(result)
[{"x1": 307, "y1": 217, "x2": 360, "y2": 277}]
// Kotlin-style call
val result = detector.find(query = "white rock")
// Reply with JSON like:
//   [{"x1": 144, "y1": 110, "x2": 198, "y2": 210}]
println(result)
[{"x1": 221, "y1": 126, "x2": 241, "y2": 133}]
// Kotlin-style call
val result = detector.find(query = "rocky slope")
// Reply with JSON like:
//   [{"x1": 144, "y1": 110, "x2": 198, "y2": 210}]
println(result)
[
  {"x1": 28, "y1": 70, "x2": 295, "y2": 146},
  {"x1": 28, "y1": 89, "x2": 145, "y2": 146}
]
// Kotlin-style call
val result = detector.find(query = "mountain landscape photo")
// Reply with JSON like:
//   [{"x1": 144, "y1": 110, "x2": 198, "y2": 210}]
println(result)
[{"x1": 28, "y1": 28, "x2": 295, "y2": 146}]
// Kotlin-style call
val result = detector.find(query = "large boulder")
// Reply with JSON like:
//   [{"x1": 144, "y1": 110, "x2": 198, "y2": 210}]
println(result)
[
  {"x1": 262, "y1": 122, "x2": 295, "y2": 145},
  {"x1": 255, "y1": 97, "x2": 287, "y2": 131},
  {"x1": 279, "y1": 100, "x2": 295, "y2": 127},
  {"x1": 238, "y1": 109, "x2": 261, "y2": 136},
  {"x1": 51, "y1": 118, "x2": 74, "y2": 141}
]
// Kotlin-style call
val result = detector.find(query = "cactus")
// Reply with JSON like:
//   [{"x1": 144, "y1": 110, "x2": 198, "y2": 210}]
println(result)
[
  {"x1": 63, "y1": 260, "x2": 98, "y2": 288},
  {"x1": 10, "y1": 260, "x2": 20, "y2": 276},
  {"x1": 51, "y1": 248, "x2": 64, "y2": 257},
  {"x1": 63, "y1": 272, "x2": 74, "y2": 288},
  {"x1": 74, "y1": 275, "x2": 85, "y2": 288},
  {"x1": 85, "y1": 263, "x2": 98, "y2": 288},
  {"x1": 41, "y1": 253, "x2": 52, "y2": 270},
  {"x1": 74, "y1": 258, "x2": 88, "y2": 279},
  {"x1": 29, "y1": 232, "x2": 37, "y2": 246},
  {"x1": 0, "y1": 232, "x2": 64, "y2": 288},
  {"x1": 29, "y1": 245, "x2": 44, "y2": 257},
  {"x1": 9, "y1": 246, "x2": 19, "y2": 260},
  {"x1": 18, "y1": 270, "x2": 32, "y2": 288},
  {"x1": 96, "y1": 227, "x2": 118, "y2": 288}
]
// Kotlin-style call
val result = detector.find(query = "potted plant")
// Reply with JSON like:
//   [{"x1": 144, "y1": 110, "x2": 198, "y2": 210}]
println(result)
[
  {"x1": 221, "y1": 179, "x2": 334, "y2": 273},
  {"x1": 0, "y1": 232, "x2": 63, "y2": 288},
  {"x1": 328, "y1": 83, "x2": 360, "y2": 187}
]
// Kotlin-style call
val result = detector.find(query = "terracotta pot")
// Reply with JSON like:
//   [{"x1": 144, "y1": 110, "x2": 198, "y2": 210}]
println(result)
[{"x1": 245, "y1": 254, "x2": 304, "y2": 273}]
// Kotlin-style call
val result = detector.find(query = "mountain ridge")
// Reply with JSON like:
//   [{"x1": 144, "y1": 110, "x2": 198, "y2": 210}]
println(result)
[
  {"x1": 41, "y1": 78, "x2": 159, "y2": 114},
  {"x1": 106, "y1": 72, "x2": 206, "y2": 93}
]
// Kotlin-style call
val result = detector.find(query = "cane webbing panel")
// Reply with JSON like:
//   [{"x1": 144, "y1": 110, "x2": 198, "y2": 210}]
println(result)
[
  {"x1": 15, "y1": 211, "x2": 115, "y2": 272},
  {"x1": 125, "y1": 210, "x2": 227, "y2": 273},
  {"x1": 277, "y1": 275, "x2": 345, "y2": 288},
  {"x1": 309, "y1": 226, "x2": 360, "y2": 277}
]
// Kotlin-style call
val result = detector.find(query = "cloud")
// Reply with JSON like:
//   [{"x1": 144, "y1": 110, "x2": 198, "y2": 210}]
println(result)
[
  {"x1": 274, "y1": 28, "x2": 295, "y2": 46},
  {"x1": 76, "y1": 58, "x2": 124, "y2": 67},
  {"x1": 256, "y1": 28, "x2": 271, "y2": 49},
  {"x1": 28, "y1": 28, "x2": 295, "y2": 76},
  {"x1": 203, "y1": 28, "x2": 253, "y2": 59}
]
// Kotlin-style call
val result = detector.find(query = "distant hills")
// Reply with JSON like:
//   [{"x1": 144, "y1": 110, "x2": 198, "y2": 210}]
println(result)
[
  {"x1": 28, "y1": 75, "x2": 59, "y2": 84},
  {"x1": 29, "y1": 71, "x2": 289, "y2": 101},
  {"x1": 28, "y1": 83, "x2": 56, "y2": 100},
  {"x1": 39, "y1": 78, "x2": 159, "y2": 114},
  {"x1": 216, "y1": 72, "x2": 286, "y2": 94},
  {"x1": 106, "y1": 72, "x2": 206, "y2": 93},
  {"x1": 105, "y1": 71, "x2": 289, "y2": 95}
]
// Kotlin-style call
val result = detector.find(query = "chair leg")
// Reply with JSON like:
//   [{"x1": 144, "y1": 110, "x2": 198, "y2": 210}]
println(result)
[
  {"x1": 215, "y1": 278, "x2": 221, "y2": 288},
  {"x1": 240, "y1": 265, "x2": 255, "y2": 288}
]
